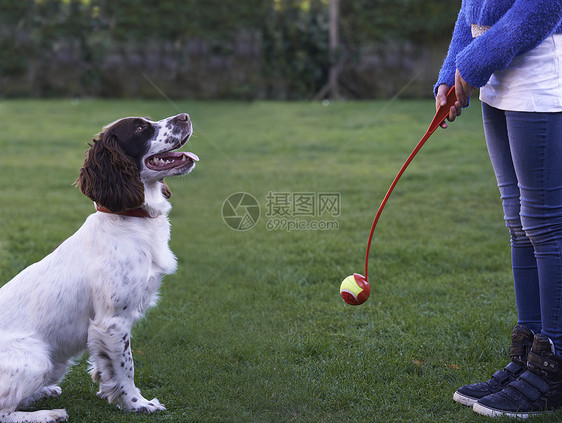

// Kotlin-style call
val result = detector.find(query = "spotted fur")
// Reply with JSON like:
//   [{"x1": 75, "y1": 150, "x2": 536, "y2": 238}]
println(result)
[{"x1": 0, "y1": 113, "x2": 196, "y2": 422}]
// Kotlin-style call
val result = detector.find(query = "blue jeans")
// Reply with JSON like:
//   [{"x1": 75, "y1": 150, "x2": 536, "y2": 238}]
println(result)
[{"x1": 483, "y1": 102, "x2": 562, "y2": 355}]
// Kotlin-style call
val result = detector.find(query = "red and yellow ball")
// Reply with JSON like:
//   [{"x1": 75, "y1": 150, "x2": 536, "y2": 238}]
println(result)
[{"x1": 340, "y1": 273, "x2": 370, "y2": 305}]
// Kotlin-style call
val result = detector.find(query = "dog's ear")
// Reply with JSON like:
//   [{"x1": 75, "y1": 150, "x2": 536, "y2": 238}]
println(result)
[
  {"x1": 161, "y1": 180, "x2": 172, "y2": 199},
  {"x1": 76, "y1": 131, "x2": 144, "y2": 213}
]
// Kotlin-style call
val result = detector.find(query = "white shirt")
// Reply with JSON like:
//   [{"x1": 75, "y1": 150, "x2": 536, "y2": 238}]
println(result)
[{"x1": 479, "y1": 34, "x2": 562, "y2": 112}]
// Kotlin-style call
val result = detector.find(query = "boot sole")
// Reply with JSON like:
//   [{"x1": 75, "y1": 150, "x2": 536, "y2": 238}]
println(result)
[
  {"x1": 473, "y1": 402, "x2": 547, "y2": 419},
  {"x1": 453, "y1": 391, "x2": 478, "y2": 407}
]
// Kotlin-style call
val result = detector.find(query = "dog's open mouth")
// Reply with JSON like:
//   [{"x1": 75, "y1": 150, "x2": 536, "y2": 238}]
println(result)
[{"x1": 146, "y1": 151, "x2": 199, "y2": 171}]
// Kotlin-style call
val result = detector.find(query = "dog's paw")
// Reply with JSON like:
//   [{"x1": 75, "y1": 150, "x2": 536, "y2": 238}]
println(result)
[
  {"x1": 41, "y1": 386, "x2": 63, "y2": 399},
  {"x1": 121, "y1": 396, "x2": 166, "y2": 413},
  {"x1": 0, "y1": 409, "x2": 68, "y2": 423},
  {"x1": 19, "y1": 386, "x2": 63, "y2": 409},
  {"x1": 40, "y1": 409, "x2": 69, "y2": 423}
]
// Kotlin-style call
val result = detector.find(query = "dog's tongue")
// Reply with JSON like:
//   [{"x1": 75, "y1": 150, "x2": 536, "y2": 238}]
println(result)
[{"x1": 184, "y1": 152, "x2": 199, "y2": 162}]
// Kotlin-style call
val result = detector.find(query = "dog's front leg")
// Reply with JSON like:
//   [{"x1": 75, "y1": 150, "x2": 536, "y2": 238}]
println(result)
[{"x1": 87, "y1": 318, "x2": 165, "y2": 413}]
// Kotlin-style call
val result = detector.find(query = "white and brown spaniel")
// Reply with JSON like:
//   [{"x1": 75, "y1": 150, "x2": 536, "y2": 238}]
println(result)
[{"x1": 0, "y1": 113, "x2": 198, "y2": 423}]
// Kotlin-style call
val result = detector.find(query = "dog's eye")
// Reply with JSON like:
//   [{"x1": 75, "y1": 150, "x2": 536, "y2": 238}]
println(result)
[{"x1": 136, "y1": 125, "x2": 144, "y2": 132}]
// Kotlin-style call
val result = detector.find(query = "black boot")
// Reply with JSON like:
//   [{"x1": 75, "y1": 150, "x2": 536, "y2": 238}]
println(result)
[
  {"x1": 453, "y1": 325, "x2": 533, "y2": 406},
  {"x1": 473, "y1": 333, "x2": 562, "y2": 418}
]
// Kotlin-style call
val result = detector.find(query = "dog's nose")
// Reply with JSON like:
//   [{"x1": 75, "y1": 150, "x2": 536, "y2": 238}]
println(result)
[{"x1": 175, "y1": 113, "x2": 190, "y2": 123}]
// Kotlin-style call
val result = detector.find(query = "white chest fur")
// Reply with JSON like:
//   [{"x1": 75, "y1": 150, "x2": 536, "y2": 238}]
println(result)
[{"x1": 81, "y1": 212, "x2": 177, "y2": 320}]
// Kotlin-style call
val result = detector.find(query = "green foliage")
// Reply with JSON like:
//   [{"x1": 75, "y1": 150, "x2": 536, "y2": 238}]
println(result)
[
  {"x1": 0, "y1": 0, "x2": 460, "y2": 98},
  {"x1": 261, "y1": 0, "x2": 329, "y2": 99},
  {"x1": 0, "y1": 0, "x2": 29, "y2": 77},
  {"x1": 95, "y1": 0, "x2": 265, "y2": 41},
  {"x1": 341, "y1": 0, "x2": 460, "y2": 45}
]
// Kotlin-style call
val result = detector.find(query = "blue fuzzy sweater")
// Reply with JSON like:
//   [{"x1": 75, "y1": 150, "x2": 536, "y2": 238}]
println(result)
[{"x1": 435, "y1": 0, "x2": 562, "y2": 95}]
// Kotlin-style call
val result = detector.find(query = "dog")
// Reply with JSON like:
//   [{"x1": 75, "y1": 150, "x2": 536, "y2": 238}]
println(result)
[{"x1": 0, "y1": 113, "x2": 198, "y2": 423}]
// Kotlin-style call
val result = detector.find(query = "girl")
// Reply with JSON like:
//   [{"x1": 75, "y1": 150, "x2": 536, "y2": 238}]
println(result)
[{"x1": 435, "y1": 0, "x2": 562, "y2": 418}]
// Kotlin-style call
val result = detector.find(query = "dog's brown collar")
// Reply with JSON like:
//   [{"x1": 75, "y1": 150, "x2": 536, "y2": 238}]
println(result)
[{"x1": 95, "y1": 203, "x2": 154, "y2": 218}]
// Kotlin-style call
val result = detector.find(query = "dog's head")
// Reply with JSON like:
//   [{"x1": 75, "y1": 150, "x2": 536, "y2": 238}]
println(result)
[{"x1": 77, "y1": 113, "x2": 198, "y2": 213}]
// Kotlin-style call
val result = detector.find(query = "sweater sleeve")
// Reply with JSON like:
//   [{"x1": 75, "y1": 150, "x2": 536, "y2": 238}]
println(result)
[
  {"x1": 433, "y1": 3, "x2": 473, "y2": 97},
  {"x1": 457, "y1": 0, "x2": 562, "y2": 88}
]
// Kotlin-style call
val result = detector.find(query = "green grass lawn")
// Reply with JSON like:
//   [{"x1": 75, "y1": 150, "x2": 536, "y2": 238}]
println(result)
[{"x1": 0, "y1": 97, "x2": 559, "y2": 422}]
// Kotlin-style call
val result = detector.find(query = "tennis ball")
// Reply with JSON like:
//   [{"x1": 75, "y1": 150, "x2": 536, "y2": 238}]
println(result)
[{"x1": 340, "y1": 273, "x2": 370, "y2": 305}]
